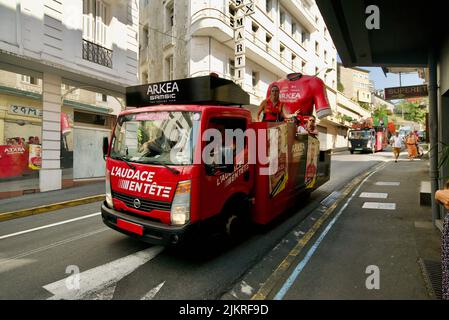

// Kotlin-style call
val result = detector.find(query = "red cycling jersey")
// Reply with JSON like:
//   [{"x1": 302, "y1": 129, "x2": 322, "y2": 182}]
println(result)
[{"x1": 266, "y1": 73, "x2": 331, "y2": 119}]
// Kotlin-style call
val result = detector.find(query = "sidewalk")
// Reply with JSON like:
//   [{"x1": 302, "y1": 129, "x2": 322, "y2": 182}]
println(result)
[
  {"x1": 0, "y1": 182, "x2": 105, "y2": 221},
  {"x1": 224, "y1": 152, "x2": 443, "y2": 300}
]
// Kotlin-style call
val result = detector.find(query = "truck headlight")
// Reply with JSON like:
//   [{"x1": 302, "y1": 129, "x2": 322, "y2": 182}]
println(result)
[
  {"x1": 105, "y1": 168, "x2": 113, "y2": 208},
  {"x1": 171, "y1": 180, "x2": 191, "y2": 225}
]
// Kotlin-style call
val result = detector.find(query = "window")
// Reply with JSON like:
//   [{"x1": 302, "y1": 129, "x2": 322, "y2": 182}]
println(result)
[
  {"x1": 266, "y1": 0, "x2": 272, "y2": 15},
  {"x1": 280, "y1": 44, "x2": 285, "y2": 59},
  {"x1": 324, "y1": 50, "x2": 328, "y2": 62},
  {"x1": 83, "y1": 0, "x2": 110, "y2": 47},
  {"x1": 301, "y1": 31, "x2": 309, "y2": 47},
  {"x1": 21, "y1": 75, "x2": 38, "y2": 85},
  {"x1": 165, "y1": 2, "x2": 174, "y2": 33},
  {"x1": 292, "y1": 22, "x2": 297, "y2": 37},
  {"x1": 302, "y1": 60, "x2": 306, "y2": 71},
  {"x1": 252, "y1": 22, "x2": 259, "y2": 34},
  {"x1": 142, "y1": 25, "x2": 149, "y2": 47},
  {"x1": 229, "y1": 59, "x2": 235, "y2": 77},
  {"x1": 280, "y1": 10, "x2": 285, "y2": 29},
  {"x1": 141, "y1": 71, "x2": 148, "y2": 83},
  {"x1": 165, "y1": 55, "x2": 174, "y2": 80},
  {"x1": 292, "y1": 54, "x2": 297, "y2": 68},
  {"x1": 315, "y1": 41, "x2": 320, "y2": 55},
  {"x1": 96, "y1": 93, "x2": 107, "y2": 102},
  {"x1": 315, "y1": 67, "x2": 319, "y2": 75},
  {"x1": 266, "y1": 33, "x2": 272, "y2": 51},
  {"x1": 252, "y1": 71, "x2": 259, "y2": 88}
]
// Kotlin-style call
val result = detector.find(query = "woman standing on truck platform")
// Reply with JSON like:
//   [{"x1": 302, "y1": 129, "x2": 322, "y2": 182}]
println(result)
[{"x1": 257, "y1": 85, "x2": 298, "y2": 122}]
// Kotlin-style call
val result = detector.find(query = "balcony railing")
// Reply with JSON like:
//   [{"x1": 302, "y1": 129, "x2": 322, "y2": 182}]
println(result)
[{"x1": 82, "y1": 39, "x2": 113, "y2": 68}]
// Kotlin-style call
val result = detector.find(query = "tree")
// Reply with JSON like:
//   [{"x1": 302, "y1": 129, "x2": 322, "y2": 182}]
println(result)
[
  {"x1": 337, "y1": 82, "x2": 345, "y2": 92},
  {"x1": 373, "y1": 104, "x2": 389, "y2": 119},
  {"x1": 394, "y1": 101, "x2": 427, "y2": 124}
]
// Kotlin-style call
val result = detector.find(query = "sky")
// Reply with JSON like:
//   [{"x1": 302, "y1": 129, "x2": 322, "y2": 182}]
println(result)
[
  {"x1": 360, "y1": 67, "x2": 424, "y2": 91},
  {"x1": 336, "y1": 55, "x2": 424, "y2": 91}
]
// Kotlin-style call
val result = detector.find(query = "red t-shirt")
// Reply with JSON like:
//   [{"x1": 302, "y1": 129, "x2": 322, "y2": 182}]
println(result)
[{"x1": 266, "y1": 74, "x2": 331, "y2": 119}]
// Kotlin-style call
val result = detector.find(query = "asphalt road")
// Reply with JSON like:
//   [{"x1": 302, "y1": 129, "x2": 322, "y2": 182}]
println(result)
[{"x1": 0, "y1": 150, "x2": 387, "y2": 300}]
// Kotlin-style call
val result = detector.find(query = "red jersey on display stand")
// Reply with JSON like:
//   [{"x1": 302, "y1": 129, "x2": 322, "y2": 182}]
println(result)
[{"x1": 266, "y1": 73, "x2": 331, "y2": 122}]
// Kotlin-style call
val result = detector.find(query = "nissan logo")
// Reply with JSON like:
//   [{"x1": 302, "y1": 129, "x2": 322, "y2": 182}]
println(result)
[{"x1": 133, "y1": 198, "x2": 141, "y2": 209}]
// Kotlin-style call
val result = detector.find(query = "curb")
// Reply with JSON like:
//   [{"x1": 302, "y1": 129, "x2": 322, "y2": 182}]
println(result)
[{"x1": 0, "y1": 195, "x2": 105, "y2": 222}]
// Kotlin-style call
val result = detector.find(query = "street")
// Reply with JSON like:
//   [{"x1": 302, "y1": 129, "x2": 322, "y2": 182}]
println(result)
[{"x1": 0, "y1": 150, "x2": 390, "y2": 300}]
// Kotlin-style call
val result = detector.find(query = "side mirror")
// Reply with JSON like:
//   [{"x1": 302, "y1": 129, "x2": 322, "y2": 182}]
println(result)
[{"x1": 102, "y1": 136, "x2": 109, "y2": 159}]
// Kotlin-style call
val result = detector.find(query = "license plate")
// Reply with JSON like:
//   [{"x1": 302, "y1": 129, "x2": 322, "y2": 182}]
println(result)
[{"x1": 117, "y1": 219, "x2": 143, "y2": 236}]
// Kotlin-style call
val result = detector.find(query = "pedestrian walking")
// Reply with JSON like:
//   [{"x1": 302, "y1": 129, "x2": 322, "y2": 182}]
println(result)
[
  {"x1": 405, "y1": 132, "x2": 418, "y2": 160},
  {"x1": 435, "y1": 180, "x2": 449, "y2": 300},
  {"x1": 390, "y1": 132, "x2": 402, "y2": 162}
]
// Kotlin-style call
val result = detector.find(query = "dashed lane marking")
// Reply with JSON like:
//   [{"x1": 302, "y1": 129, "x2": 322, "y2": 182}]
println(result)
[
  {"x1": 359, "y1": 192, "x2": 388, "y2": 199},
  {"x1": 375, "y1": 182, "x2": 400, "y2": 186},
  {"x1": 362, "y1": 202, "x2": 396, "y2": 210},
  {"x1": 0, "y1": 212, "x2": 101, "y2": 240}
]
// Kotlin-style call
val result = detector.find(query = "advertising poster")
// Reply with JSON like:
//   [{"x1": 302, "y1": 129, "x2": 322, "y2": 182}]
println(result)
[
  {"x1": 268, "y1": 124, "x2": 288, "y2": 198},
  {"x1": 0, "y1": 145, "x2": 29, "y2": 179},
  {"x1": 305, "y1": 136, "x2": 319, "y2": 189},
  {"x1": 28, "y1": 144, "x2": 42, "y2": 170}
]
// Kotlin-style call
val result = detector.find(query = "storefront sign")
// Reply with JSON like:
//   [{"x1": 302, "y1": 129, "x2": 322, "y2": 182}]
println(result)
[
  {"x1": 384, "y1": 85, "x2": 428, "y2": 100},
  {"x1": 9, "y1": 105, "x2": 42, "y2": 118}
]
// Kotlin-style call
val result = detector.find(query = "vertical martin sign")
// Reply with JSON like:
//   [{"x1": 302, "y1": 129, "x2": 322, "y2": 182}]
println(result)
[{"x1": 230, "y1": 0, "x2": 255, "y2": 87}]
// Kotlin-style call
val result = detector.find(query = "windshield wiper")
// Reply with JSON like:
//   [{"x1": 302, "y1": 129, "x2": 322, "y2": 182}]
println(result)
[
  {"x1": 159, "y1": 163, "x2": 181, "y2": 175},
  {"x1": 133, "y1": 159, "x2": 180, "y2": 175},
  {"x1": 112, "y1": 155, "x2": 136, "y2": 170}
]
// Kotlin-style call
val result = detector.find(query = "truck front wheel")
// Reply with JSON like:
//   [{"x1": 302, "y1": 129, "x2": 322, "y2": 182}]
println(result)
[{"x1": 222, "y1": 198, "x2": 251, "y2": 244}]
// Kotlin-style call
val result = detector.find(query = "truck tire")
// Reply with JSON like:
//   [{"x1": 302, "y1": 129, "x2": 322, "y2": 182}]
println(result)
[{"x1": 222, "y1": 197, "x2": 250, "y2": 244}]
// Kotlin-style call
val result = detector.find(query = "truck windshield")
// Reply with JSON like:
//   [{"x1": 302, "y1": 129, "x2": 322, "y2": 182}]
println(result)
[
  {"x1": 349, "y1": 130, "x2": 371, "y2": 139},
  {"x1": 110, "y1": 111, "x2": 200, "y2": 165}
]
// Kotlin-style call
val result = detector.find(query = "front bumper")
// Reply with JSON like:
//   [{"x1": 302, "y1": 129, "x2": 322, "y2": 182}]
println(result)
[{"x1": 101, "y1": 201, "x2": 195, "y2": 246}]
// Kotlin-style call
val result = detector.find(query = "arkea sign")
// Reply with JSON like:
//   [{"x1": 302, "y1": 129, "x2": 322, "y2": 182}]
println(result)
[{"x1": 384, "y1": 85, "x2": 428, "y2": 100}]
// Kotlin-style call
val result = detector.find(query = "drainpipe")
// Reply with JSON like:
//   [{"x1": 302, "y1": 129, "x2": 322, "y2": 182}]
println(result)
[{"x1": 428, "y1": 47, "x2": 440, "y2": 225}]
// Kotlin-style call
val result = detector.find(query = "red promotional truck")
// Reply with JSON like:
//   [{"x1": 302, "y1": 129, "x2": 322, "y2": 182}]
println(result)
[
  {"x1": 348, "y1": 118, "x2": 389, "y2": 154},
  {"x1": 101, "y1": 75, "x2": 331, "y2": 245}
]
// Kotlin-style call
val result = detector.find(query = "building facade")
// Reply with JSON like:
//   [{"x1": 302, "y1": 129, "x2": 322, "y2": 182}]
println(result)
[
  {"x1": 139, "y1": 0, "x2": 352, "y2": 149},
  {"x1": 337, "y1": 63, "x2": 372, "y2": 108},
  {"x1": 0, "y1": 0, "x2": 139, "y2": 198}
]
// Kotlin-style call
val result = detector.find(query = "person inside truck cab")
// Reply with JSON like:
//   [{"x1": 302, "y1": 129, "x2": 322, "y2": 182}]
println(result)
[{"x1": 139, "y1": 128, "x2": 177, "y2": 157}]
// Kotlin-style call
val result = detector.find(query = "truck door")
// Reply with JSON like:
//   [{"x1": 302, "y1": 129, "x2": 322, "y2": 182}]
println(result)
[{"x1": 200, "y1": 117, "x2": 253, "y2": 220}]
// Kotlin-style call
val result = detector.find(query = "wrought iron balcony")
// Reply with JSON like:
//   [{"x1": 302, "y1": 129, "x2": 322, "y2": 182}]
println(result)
[{"x1": 82, "y1": 39, "x2": 113, "y2": 68}]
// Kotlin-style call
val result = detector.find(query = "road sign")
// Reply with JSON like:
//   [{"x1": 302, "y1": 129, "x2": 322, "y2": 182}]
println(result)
[{"x1": 384, "y1": 84, "x2": 428, "y2": 100}]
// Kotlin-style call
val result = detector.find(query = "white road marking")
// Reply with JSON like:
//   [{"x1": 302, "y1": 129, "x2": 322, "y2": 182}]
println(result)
[
  {"x1": 141, "y1": 281, "x2": 165, "y2": 300},
  {"x1": 359, "y1": 192, "x2": 388, "y2": 199},
  {"x1": 273, "y1": 167, "x2": 382, "y2": 300},
  {"x1": 0, "y1": 228, "x2": 109, "y2": 269},
  {"x1": 375, "y1": 182, "x2": 400, "y2": 186},
  {"x1": 362, "y1": 202, "x2": 396, "y2": 210},
  {"x1": 43, "y1": 246, "x2": 164, "y2": 300},
  {"x1": 0, "y1": 212, "x2": 101, "y2": 240}
]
